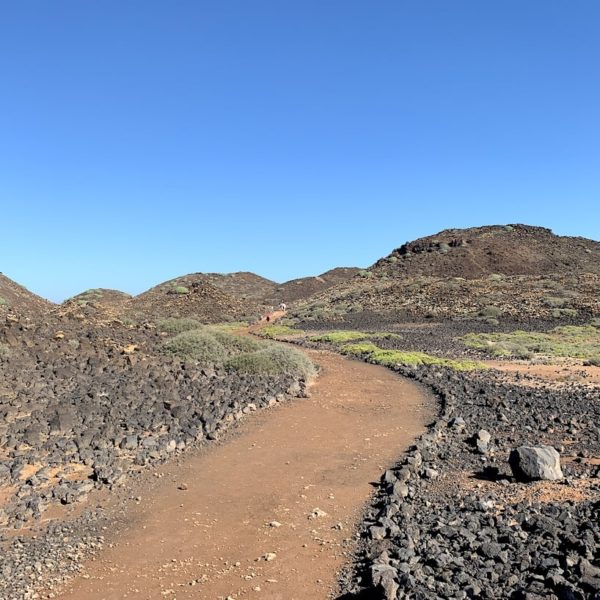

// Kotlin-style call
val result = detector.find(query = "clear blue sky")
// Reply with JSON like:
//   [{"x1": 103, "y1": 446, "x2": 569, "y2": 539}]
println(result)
[{"x1": 1, "y1": 1, "x2": 599, "y2": 302}]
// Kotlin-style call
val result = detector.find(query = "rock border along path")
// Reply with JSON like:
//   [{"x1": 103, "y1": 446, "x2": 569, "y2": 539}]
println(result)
[{"x1": 53, "y1": 346, "x2": 430, "y2": 600}]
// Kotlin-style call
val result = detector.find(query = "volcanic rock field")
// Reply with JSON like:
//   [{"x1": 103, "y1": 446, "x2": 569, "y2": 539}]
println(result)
[{"x1": 0, "y1": 224, "x2": 599, "y2": 600}]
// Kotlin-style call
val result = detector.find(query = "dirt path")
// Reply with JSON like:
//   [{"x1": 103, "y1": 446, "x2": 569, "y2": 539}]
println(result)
[{"x1": 55, "y1": 348, "x2": 430, "y2": 600}]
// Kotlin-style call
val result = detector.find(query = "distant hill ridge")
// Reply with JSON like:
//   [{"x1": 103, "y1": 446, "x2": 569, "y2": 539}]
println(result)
[
  {"x1": 373, "y1": 224, "x2": 600, "y2": 279},
  {"x1": 0, "y1": 272, "x2": 53, "y2": 317}
]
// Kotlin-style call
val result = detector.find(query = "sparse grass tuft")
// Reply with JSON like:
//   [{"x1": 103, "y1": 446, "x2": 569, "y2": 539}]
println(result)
[
  {"x1": 0, "y1": 343, "x2": 10, "y2": 359},
  {"x1": 310, "y1": 330, "x2": 402, "y2": 344},
  {"x1": 340, "y1": 342, "x2": 485, "y2": 371},
  {"x1": 210, "y1": 321, "x2": 249, "y2": 332},
  {"x1": 158, "y1": 317, "x2": 202, "y2": 334},
  {"x1": 310, "y1": 330, "x2": 371, "y2": 344},
  {"x1": 173, "y1": 285, "x2": 190, "y2": 294},
  {"x1": 260, "y1": 325, "x2": 304, "y2": 339},
  {"x1": 462, "y1": 325, "x2": 600, "y2": 362},
  {"x1": 0, "y1": 297, "x2": 7, "y2": 306}
]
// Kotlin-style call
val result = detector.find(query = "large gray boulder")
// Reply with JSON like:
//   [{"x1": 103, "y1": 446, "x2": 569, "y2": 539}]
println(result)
[{"x1": 509, "y1": 445, "x2": 563, "y2": 482}]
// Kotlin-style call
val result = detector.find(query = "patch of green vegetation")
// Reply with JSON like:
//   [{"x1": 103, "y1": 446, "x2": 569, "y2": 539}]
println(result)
[
  {"x1": 310, "y1": 330, "x2": 371, "y2": 344},
  {"x1": 543, "y1": 296, "x2": 567, "y2": 308},
  {"x1": 340, "y1": 342, "x2": 485, "y2": 371},
  {"x1": 207, "y1": 328, "x2": 263, "y2": 354},
  {"x1": 591, "y1": 318, "x2": 600, "y2": 328},
  {"x1": 0, "y1": 297, "x2": 8, "y2": 306},
  {"x1": 551, "y1": 308, "x2": 578, "y2": 319},
  {"x1": 310, "y1": 330, "x2": 402, "y2": 344},
  {"x1": 462, "y1": 325, "x2": 600, "y2": 362},
  {"x1": 161, "y1": 327, "x2": 316, "y2": 379},
  {"x1": 225, "y1": 345, "x2": 315, "y2": 380},
  {"x1": 158, "y1": 317, "x2": 202, "y2": 334},
  {"x1": 488, "y1": 273, "x2": 504, "y2": 282},
  {"x1": 173, "y1": 285, "x2": 190, "y2": 294},
  {"x1": 260, "y1": 325, "x2": 304, "y2": 339},
  {"x1": 209, "y1": 321, "x2": 249, "y2": 332},
  {"x1": 162, "y1": 330, "x2": 227, "y2": 365},
  {"x1": 478, "y1": 306, "x2": 503, "y2": 318},
  {"x1": 358, "y1": 270, "x2": 373, "y2": 278}
]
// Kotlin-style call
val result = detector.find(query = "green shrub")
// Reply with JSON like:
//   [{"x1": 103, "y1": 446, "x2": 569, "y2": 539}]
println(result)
[
  {"x1": 551, "y1": 308, "x2": 579, "y2": 319},
  {"x1": 543, "y1": 296, "x2": 567, "y2": 308},
  {"x1": 225, "y1": 345, "x2": 316, "y2": 379},
  {"x1": 590, "y1": 318, "x2": 600, "y2": 328},
  {"x1": 478, "y1": 306, "x2": 503, "y2": 318},
  {"x1": 488, "y1": 273, "x2": 504, "y2": 282},
  {"x1": 162, "y1": 330, "x2": 227, "y2": 365},
  {"x1": 584, "y1": 357, "x2": 600, "y2": 367},
  {"x1": 358, "y1": 270, "x2": 373, "y2": 279},
  {"x1": 158, "y1": 317, "x2": 202, "y2": 334},
  {"x1": 173, "y1": 285, "x2": 190, "y2": 294},
  {"x1": 207, "y1": 329, "x2": 263, "y2": 354},
  {"x1": 503, "y1": 225, "x2": 514, "y2": 232},
  {"x1": 0, "y1": 297, "x2": 7, "y2": 306}
]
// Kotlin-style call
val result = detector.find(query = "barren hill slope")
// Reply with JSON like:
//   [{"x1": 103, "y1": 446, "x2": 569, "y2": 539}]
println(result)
[
  {"x1": 196, "y1": 272, "x2": 277, "y2": 302},
  {"x1": 128, "y1": 274, "x2": 259, "y2": 323},
  {"x1": 56, "y1": 288, "x2": 133, "y2": 323},
  {"x1": 373, "y1": 224, "x2": 600, "y2": 279},
  {"x1": 266, "y1": 267, "x2": 361, "y2": 304},
  {"x1": 289, "y1": 225, "x2": 600, "y2": 324},
  {"x1": 0, "y1": 272, "x2": 53, "y2": 317}
]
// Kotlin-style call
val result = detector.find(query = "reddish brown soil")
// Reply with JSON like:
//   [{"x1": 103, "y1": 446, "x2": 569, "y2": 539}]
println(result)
[
  {"x1": 54, "y1": 349, "x2": 429, "y2": 600},
  {"x1": 485, "y1": 360, "x2": 600, "y2": 386}
]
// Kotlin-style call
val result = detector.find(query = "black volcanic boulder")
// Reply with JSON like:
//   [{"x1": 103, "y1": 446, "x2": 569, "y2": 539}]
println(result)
[{"x1": 509, "y1": 445, "x2": 563, "y2": 482}]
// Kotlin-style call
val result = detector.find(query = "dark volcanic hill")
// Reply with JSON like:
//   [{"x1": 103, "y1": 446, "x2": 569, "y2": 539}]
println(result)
[
  {"x1": 0, "y1": 273, "x2": 53, "y2": 317},
  {"x1": 266, "y1": 267, "x2": 361, "y2": 304},
  {"x1": 289, "y1": 225, "x2": 600, "y2": 324},
  {"x1": 373, "y1": 224, "x2": 600, "y2": 279},
  {"x1": 128, "y1": 274, "x2": 259, "y2": 323},
  {"x1": 56, "y1": 288, "x2": 133, "y2": 323},
  {"x1": 196, "y1": 272, "x2": 277, "y2": 302}
]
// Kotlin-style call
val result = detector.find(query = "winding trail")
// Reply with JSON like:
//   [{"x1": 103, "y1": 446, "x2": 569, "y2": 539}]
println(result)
[{"x1": 56, "y1": 345, "x2": 430, "y2": 600}]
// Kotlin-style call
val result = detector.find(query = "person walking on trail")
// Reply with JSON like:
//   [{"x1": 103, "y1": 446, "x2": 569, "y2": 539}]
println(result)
[{"x1": 279, "y1": 302, "x2": 287, "y2": 312}]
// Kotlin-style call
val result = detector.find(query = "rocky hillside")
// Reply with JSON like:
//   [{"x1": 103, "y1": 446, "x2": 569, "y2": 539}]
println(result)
[
  {"x1": 266, "y1": 267, "x2": 361, "y2": 304},
  {"x1": 199, "y1": 272, "x2": 277, "y2": 302},
  {"x1": 289, "y1": 226, "x2": 600, "y2": 325},
  {"x1": 373, "y1": 224, "x2": 600, "y2": 279},
  {"x1": 0, "y1": 273, "x2": 53, "y2": 317},
  {"x1": 127, "y1": 274, "x2": 259, "y2": 323}
]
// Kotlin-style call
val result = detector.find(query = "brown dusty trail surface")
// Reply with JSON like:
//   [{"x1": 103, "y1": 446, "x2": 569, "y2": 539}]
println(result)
[{"x1": 56, "y1": 348, "x2": 430, "y2": 600}]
